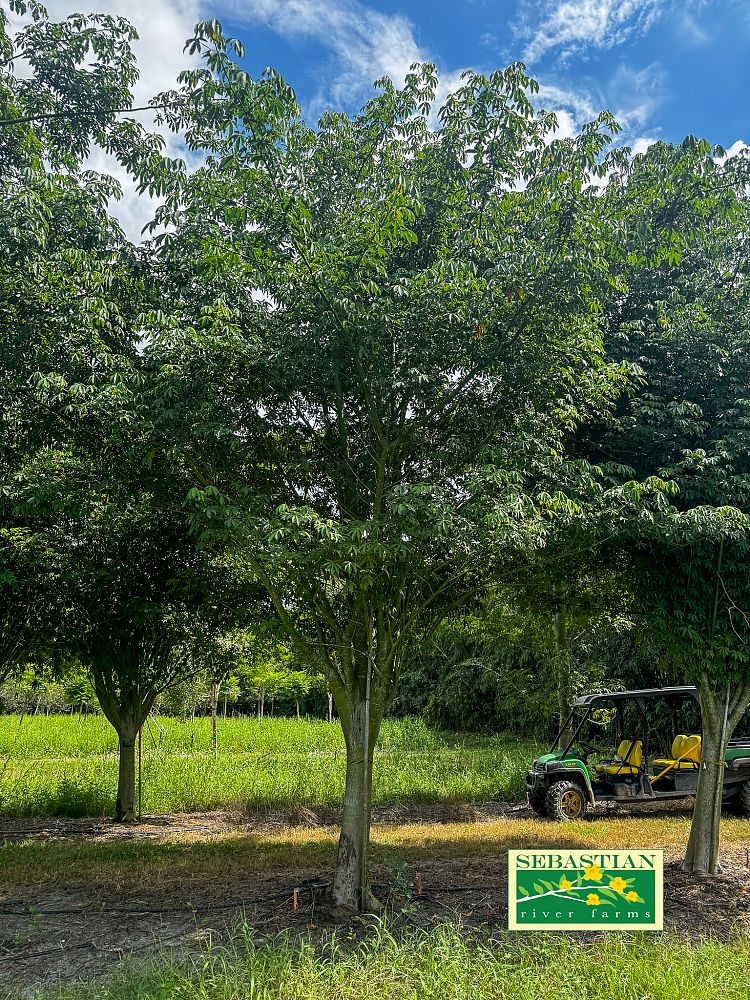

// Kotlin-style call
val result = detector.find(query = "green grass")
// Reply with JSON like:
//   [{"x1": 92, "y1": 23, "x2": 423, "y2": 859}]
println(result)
[
  {"x1": 0, "y1": 715, "x2": 538, "y2": 818},
  {"x1": 31, "y1": 926, "x2": 750, "y2": 1000}
]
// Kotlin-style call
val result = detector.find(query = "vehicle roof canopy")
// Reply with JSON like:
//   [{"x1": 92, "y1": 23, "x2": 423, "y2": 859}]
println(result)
[{"x1": 572, "y1": 686, "x2": 697, "y2": 707}]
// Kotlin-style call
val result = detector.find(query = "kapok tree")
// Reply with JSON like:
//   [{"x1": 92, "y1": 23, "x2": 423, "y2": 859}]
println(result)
[
  {"x1": 590, "y1": 137, "x2": 750, "y2": 873},
  {"x1": 144, "y1": 24, "x2": 635, "y2": 909}
]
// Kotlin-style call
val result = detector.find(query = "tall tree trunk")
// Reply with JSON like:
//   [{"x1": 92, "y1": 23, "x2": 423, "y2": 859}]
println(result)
[
  {"x1": 554, "y1": 604, "x2": 572, "y2": 727},
  {"x1": 331, "y1": 676, "x2": 384, "y2": 912},
  {"x1": 115, "y1": 733, "x2": 137, "y2": 822},
  {"x1": 93, "y1": 671, "x2": 156, "y2": 825},
  {"x1": 327, "y1": 690, "x2": 333, "y2": 724},
  {"x1": 683, "y1": 674, "x2": 750, "y2": 874},
  {"x1": 211, "y1": 680, "x2": 220, "y2": 752}
]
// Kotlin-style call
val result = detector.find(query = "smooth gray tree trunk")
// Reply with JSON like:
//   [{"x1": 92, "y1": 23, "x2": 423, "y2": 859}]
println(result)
[
  {"x1": 94, "y1": 679, "x2": 155, "y2": 825},
  {"x1": 115, "y1": 735, "x2": 137, "y2": 822},
  {"x1": 683, "y1": 674, "x2": 750, "y2": 874},
  {"x1": 211, "y1": 680, "x2": 220, "y2": 752},
  {"x1": 554, "y1": 605, "x2": 572, "y2": 726},
  {"x1": 331, "y1": 682, "x2": 383, "y2": 912}
]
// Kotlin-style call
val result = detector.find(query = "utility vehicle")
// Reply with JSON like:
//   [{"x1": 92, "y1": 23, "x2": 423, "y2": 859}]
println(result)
[{"x1": 526, "y1": 685, "x2": 750, "y2": 821}]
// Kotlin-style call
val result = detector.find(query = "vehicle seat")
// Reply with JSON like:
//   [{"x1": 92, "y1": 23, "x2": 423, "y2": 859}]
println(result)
[
  {"x1": 653, "y1": 734, "x2": 701, "y2": 770},
  {"x1": 594, "y1": 739, "x2": 643, "y2": 776}
]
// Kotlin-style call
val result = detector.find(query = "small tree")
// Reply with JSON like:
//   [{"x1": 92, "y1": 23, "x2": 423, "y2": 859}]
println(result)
[{"x1": 9, "y1": 436, "x2": 247, "y2": 820}]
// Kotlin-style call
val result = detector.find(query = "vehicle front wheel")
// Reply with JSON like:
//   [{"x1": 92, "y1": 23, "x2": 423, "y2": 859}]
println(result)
[
  {"x1": 738, "y1": 779, "x2": 750, "y2": 818},
  {"x1": 545, "y1": 780, "x2": 587, "y2": 822},
  {"x1": 528, "y1": 791, "x2": 546, "y2": 816}
]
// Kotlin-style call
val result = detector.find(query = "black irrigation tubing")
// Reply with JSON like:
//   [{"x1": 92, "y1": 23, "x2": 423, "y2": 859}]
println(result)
[
  {"x1": 0, "y1": 891, "x2": 292, "y2": 917},
  {"x1": 0, "y1": 941, "x2": 94, "y2": 964},
  {"x1": 0, "y1": 880, "x2": 501, "y2": 919}
]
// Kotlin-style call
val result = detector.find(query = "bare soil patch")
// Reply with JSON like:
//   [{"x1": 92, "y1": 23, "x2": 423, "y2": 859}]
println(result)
[{"x1": 1, "y1": 802, "x2": 748, "y2": 995}]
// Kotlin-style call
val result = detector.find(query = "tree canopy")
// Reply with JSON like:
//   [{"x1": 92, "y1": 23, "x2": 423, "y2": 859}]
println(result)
[{"x1": 129, "y1": 23, "x2": 683, "y2": 907}]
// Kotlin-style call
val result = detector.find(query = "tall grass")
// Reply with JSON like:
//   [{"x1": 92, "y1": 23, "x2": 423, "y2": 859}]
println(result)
[
  {"x1": 0, "y1": 715, "x2": 538, "y2": 818},
  {"x1": 33, "y1": 925, "x2": 750, "y2": 1000}
]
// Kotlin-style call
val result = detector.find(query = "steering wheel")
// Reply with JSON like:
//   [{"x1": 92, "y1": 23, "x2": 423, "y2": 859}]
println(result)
[{"x1": 577, "y1": 741, "x2": 599, "y2": 758}]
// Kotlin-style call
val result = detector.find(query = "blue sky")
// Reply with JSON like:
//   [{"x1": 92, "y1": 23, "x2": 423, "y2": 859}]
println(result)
[
  {"x1": 36, "y1": 0, "x2": 750, "y2": 237},
  {"x1": 211, "y1": 0, "x2": 749, "y2": 147}
]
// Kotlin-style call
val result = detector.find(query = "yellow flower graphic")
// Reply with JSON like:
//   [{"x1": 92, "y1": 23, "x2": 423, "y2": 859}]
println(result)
[
  {"x1": 586, "y1": 893, "x2": 600, "y2": 906},
  {"x1": 609, "y1": 877, "x2": 627, "y2": 893},
  {"x1": 626, "y1": 891, "x2": 639, "y2": 902},
  {"x1": 583, "y1": 864, "x2": 603, "y2": 881},
  {"x1": 559, "y1": 877, "x2": 573, "y2": 891}
]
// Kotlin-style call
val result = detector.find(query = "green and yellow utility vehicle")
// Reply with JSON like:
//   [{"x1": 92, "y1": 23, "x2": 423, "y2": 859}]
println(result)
[{"x1": 526, "y1": 685, "x2": 750, "y2": 821}]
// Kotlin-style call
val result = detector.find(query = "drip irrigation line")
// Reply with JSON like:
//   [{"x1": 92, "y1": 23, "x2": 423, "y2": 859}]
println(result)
[
  {"x1": 0, "y1": 880, "x2": 500, "y2": 918},
  {"x1": 0, "y1": 890, "x2": 289, "y2": 917},
  {"x1": 0, "y1": 941, "x2": 93, "y2": 964}
]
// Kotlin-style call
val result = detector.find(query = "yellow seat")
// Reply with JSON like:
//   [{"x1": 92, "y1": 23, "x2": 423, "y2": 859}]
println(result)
[
  {"x1": 653, "y1": 734, "x2": 701, "y2": 771},
  {"x1": 594, "y1": 739, "x2": 643, "y2": 776}
]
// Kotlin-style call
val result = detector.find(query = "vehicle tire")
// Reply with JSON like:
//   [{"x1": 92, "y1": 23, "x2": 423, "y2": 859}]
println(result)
[
  {"x1": 738, "y1": 779, "x2": 750, "y2": 818},
  {"x1": 545, "y1": 780, "x2": 587, "y2": 822},
  {"x1": 528, "y1": 791, "x2": 546, "y2": 816}
]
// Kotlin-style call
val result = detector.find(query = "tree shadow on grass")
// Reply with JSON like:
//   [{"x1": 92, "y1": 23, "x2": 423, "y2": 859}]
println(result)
[
  {"x1": 0, "y1": 778, "x2": 112, "y2": 819},
  {"x1": 0, "y1": 813, "x2": 690, "y2": 889}
]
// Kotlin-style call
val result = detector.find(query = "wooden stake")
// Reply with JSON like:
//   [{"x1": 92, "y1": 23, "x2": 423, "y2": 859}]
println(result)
[{"x1": 137, "y1": 725, "x2": 143, "y2": 821}]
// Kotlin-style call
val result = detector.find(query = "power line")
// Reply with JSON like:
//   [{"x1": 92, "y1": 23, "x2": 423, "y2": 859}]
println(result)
[{"x1": 0, "y1": 104, "x2": 168, "y2": 127}]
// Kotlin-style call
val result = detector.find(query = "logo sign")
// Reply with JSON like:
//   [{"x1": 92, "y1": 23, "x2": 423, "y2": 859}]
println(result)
[{"x1": 508, "y1": 849, "x2": 663, "y2": 930}]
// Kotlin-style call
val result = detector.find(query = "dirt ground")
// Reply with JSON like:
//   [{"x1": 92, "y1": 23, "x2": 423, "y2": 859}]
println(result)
[{"x1": 2, "y1": 801, "x2": 749, "y2": 995}]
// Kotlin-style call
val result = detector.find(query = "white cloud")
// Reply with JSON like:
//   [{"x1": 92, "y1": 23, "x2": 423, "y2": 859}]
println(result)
[
  {"x1": 219, "y1": 0, "x2": 426, "y2": 119},
  {"x1": 536, "y1": 82, "x2": 600, "y2": 123},
  {"x1": 630, "y1": 136, "x2": 658, "y2": 155},
  {"x1": 677, "y1": 12, "x2": 710, "y2": 46},
  {"x1": 606, "y1": 61, "x2": 666, "y2": 128},
  {"x1": 535, "y1": 59, "x2": 665, "y2": 136},
  {"x1": 515, "y1": 0, "x2": 670, "y2": 63},
  {"x1": 718, "y1": 139, "x2": 749, "y2": 162}
]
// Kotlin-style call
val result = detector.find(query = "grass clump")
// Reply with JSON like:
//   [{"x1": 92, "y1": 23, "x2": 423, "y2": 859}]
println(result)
[
  {"x1": 0, "y1": 715, "x2": 538, "y2": 817},
  {"x1": 33, "y1": 925, "x2": 750, "y2": 1000}
]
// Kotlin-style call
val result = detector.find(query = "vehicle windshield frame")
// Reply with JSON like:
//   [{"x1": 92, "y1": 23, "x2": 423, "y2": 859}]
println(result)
[{"x1": 551, "y1": 706, "x2": 593, "y2": 756}]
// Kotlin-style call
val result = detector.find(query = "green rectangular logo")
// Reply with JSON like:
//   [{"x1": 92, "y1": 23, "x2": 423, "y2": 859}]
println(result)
[{"x1": 508, "y1": 849, "x2": 663, "y2": 930}]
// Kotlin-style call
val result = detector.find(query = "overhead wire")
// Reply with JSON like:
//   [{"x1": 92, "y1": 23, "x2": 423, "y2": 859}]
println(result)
[{"x1": 0, "y1": 105, "x2": 168, "y2": 127}]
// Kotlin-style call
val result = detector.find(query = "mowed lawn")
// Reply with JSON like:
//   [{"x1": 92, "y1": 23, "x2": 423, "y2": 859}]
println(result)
[{"x1": 0, "y1": 715, "x2": 538, "y2": 817}]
